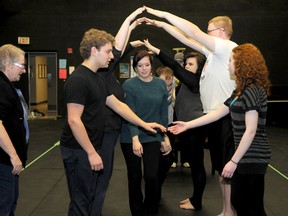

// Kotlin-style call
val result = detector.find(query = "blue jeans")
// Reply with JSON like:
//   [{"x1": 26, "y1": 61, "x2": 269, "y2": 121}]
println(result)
[
  {"x1": 0, "y1": 163, "x2": 19, "y2": 216},
  {"x1": 61, "y1": 145, "x2": 100, "y2": 216}
]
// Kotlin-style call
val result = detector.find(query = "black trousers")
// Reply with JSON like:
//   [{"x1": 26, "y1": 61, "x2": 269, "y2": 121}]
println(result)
[
  {"x1": 231, "y1": 171, "x2": 267, "y2": 216},
  {"x1": 91, "y1": 131, "x2": 120, "y2": 216},
  {"x1": 121, "y1": 141, "x2": 160, "y2": 216},
  {"x1": 157, "y1": 151, "x2": 173, "y2": 203},
  {"x1": 206, "y1": 114, "x2": 234, "y2": 174},
  {"x1": 178, "y1": 126, "x2": 207, "y2": 209}
]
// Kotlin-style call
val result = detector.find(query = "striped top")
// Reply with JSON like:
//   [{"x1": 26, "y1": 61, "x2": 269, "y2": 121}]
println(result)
[{"x1": 224, "y1": 84, "x2": 271, "y2": 174}]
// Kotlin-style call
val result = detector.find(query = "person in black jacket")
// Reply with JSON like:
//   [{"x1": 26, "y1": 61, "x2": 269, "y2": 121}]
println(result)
[
  {"x1": 144, "y1": 39, "x2": 207, "y2": 211},
  {"x1": 0, "y1": 44, "x2": 29, "y2": 216}
]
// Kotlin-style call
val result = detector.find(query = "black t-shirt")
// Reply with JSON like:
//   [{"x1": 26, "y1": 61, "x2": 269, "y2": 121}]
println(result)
[{"x1": 60, "y1": 65, "x2": 111, "y2": 150}]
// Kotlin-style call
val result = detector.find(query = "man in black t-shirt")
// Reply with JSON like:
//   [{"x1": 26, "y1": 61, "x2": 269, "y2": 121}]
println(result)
[{"x1": 60, "y1": 28, "x2": 165, "y2": 216}]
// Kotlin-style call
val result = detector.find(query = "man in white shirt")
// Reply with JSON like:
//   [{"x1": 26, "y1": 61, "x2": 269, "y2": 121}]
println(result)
[{"x1": 144, "y1": 7, "x2": 237, "y2": 216}]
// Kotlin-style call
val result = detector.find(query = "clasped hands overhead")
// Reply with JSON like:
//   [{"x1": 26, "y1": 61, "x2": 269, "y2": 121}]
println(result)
[{"x1": 130, "y1": 6, "x2": 165, "y2": 29}]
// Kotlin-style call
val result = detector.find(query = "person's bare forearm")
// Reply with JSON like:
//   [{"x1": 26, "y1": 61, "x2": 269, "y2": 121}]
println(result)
[
  {"x1": 115, "y1": 7, "x2": 145, "y2": 51},
  {"x1": 116, "y1": 101, "x2": 146, "y2": 127},
  {"x1": 161, "y1": 22, "x2": 203, "y2": 52},
  {"x1": 230, "y1": 111, "x2": 258, "y2": 163},
  {"x1": 106, "y1": 95, "x2": 165, "y2": 133},
  {"x1": 187, "y1": 104, "x2": 229, "y2": 129},
  {"x1": 144, "y1": 6, "x2": 200, "y2": 38}
]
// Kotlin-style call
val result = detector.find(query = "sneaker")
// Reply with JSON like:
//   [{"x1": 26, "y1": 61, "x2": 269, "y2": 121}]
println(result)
[
  {"x1": 182, "y1": 162, "x2": 190, "y2": 168},
  {"x1": 171, "y1": 162, "x2": 177, "y2": 168}
]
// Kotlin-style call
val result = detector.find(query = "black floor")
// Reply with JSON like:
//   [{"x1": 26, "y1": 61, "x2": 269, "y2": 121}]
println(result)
[{"x1": 15, "y1": 119, "x2": 288, "y2": 216}]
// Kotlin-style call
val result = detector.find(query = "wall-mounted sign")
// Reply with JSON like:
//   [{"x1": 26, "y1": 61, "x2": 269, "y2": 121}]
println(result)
[{"x1": 18, "y1": 37, "x2": 30, "y2": 45}]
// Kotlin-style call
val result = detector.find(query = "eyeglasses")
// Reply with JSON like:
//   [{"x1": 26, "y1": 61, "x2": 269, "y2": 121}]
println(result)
[
  {"x1": 13, "y1": 63, "x2": 26, "y2": 69},
  {"x1": 207, "y1": 28, "x2": 225, "y2": 33}
]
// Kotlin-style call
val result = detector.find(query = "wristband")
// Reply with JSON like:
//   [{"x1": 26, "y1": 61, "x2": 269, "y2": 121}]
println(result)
[{"x1": 230, "y1": 159, "x2": 238, "y2": 165}]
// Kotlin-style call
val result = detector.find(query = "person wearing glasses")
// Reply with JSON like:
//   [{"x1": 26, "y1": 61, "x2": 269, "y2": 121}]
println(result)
[
  {"x1": 0, "y1": 44, "x2": 29, "y2": 216},
  {"x1": 144, "y1": 7, "x2": 237, "y2": 216}
]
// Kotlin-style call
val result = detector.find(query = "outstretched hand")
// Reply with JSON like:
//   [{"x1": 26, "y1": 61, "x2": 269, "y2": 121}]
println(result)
[
  {"x1": 130, "y1": 17, "x2": 146, "y2": 30},
  {"x1": 144, "y1": 122, "x2": 167, "y2": 134},
  {"x1": 167, "y1": 121, "x2": 188, "y2": 134},
  {"x1": 130, "y1": 40, "x2": 145, "y2": 48},
  {"x1": 144, "y1": 6, "x2": 166, "y2": 18},
  {"x1": 142, "y1": 17, "x2": 163, "y2": 28},
  {"x1": 143, "y1": 39, "x2": 159, "y2": 55},
  {"x1": 128, "y1": 7, "x2": 146, "y2": 22}
]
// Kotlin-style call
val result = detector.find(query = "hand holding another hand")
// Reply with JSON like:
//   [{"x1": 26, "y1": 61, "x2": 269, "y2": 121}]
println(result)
[
  {"x1": 142, "y1": 17, "x2": 163, "y2": 28},
  {"x1": 143, "y1": 39, "x2": 159, "y2": 55},
  {"x1": 130, "y1": 40, "x2": 145, "y2": 48},
  {"x1": 144, "y1": 6, "x2": 166, "y2": 18},
  {"x1": 128, "y1": 7, "x2": 146, "y2": 22}
]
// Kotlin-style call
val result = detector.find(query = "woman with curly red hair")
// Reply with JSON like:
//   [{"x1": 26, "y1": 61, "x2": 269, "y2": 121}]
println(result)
[{"x1": 169, "y1": 43, "x2": 271, "y2": 216}]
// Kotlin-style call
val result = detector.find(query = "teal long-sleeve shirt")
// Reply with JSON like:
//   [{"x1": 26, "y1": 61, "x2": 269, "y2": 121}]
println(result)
[{"x1": 120, "y1": 76, "x2": 168, "y2": 144}]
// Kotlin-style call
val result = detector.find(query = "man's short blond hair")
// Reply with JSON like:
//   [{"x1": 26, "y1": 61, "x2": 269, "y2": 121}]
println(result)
[{"x1": 209, "y1": 16, "x2": 233, "y2": 38}]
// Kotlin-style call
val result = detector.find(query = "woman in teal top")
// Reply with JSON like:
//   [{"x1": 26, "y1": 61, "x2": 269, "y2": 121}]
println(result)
[{"x1": 120, "y1": 49, "x2": 168, "y2": 216}]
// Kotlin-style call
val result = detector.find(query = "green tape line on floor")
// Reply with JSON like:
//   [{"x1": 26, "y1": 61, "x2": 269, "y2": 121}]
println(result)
[
  {"x1": 268, "y1": 164, "x2": 288, "y2": 180},
  {"x1": 22, "y1": 141, "x2": 60, "y2": 170},
  {"x1": 22, "y1": 141, "x2": 288, "y2": 181}
]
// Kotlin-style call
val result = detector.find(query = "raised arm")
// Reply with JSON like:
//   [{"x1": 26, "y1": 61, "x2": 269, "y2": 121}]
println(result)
[
  {"x1": 114, "y1": 7, "x2": 145, "y2": 51},
  {"x1": 102, "y1": 10, "x2": 145, "y2": 74},
  {"x1": 121, "y1": 18, "x2": 145, "y2": 55},
  {"x1": 144, "y1": 17, "x2": 203, "y2": 53},
  {"x1": 144, "y1": 39, "x2": 200, "y2": 92},
  {"x1": 144, "y1": 6, "x2": 215, "y2": 52}
]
